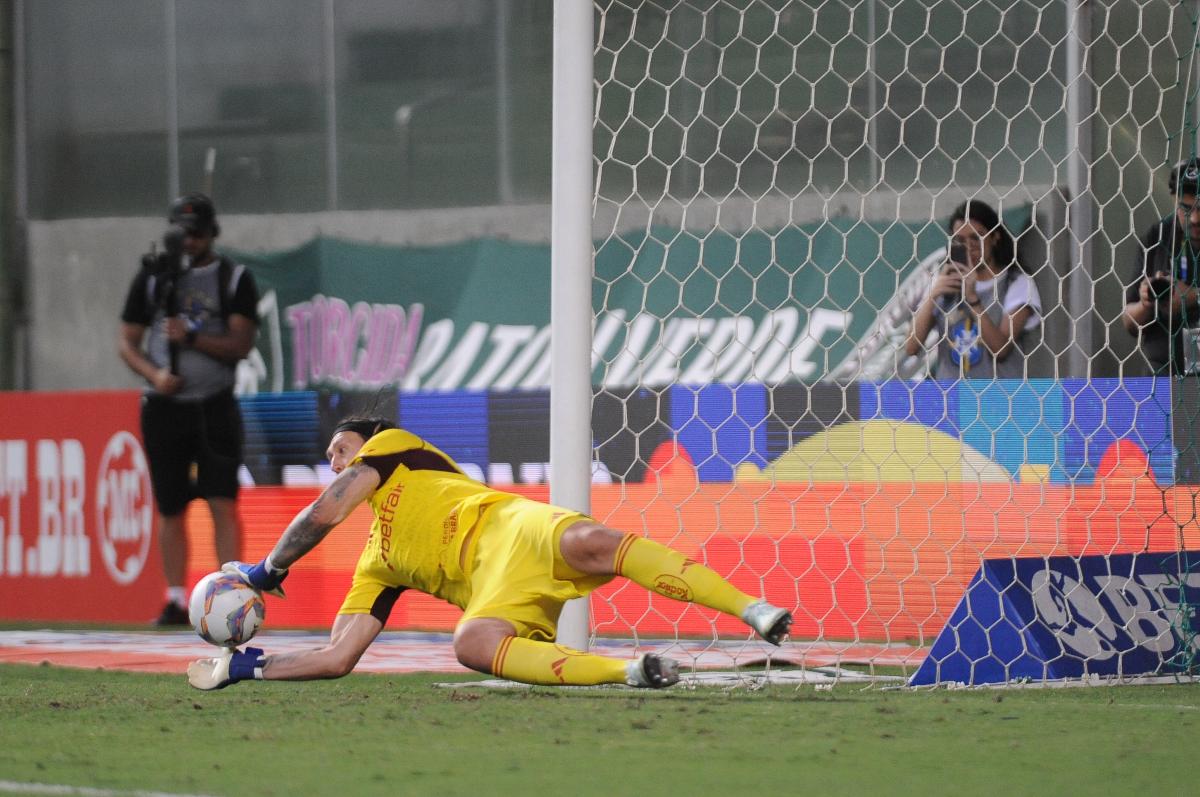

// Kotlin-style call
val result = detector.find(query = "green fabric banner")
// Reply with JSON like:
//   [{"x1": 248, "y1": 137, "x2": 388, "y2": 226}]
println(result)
[{"x1": 233, "y1": 212, "x2": 1028, "y2": 392}]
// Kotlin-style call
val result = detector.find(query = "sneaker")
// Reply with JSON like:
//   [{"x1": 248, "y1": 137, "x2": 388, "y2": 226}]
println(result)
[
  {"x1": 741, "y1": 600, "x2": 793, "y2": 646},
  {"x1": 625, "y1": 652, "x2": 680, "y2": 688},
  {"x1": 153, "y1": 601, "x2": 190, "y2": 627}
]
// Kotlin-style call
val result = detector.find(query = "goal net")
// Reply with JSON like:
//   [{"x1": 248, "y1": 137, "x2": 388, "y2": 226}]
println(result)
[{"x1": 584, "y1": 0, "x2": 1200, "y2": 684}]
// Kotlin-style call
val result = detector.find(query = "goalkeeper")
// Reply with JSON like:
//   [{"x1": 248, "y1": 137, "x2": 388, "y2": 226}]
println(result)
[{"x1": 188, "y1": 417, "x2": 792, "y2": 690}]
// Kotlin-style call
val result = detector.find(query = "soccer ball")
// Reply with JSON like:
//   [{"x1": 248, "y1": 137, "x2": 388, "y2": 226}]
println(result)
[{"x1": 188, "y1": 571, "x2": 266, "y2": 648}]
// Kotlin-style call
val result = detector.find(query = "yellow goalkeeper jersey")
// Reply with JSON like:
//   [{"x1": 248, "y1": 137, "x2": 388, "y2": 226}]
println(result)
[{"x1": 351, "y1": 428, "x2": 516, "y2": 605}]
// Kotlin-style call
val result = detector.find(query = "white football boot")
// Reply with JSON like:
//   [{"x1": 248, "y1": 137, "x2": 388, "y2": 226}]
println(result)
[
  {"x1": 625, "y1": 652, "x2": 681, "y2": 688},
  {"x1": 741, "y1": 600, "x2": 793, "y2": 645}
]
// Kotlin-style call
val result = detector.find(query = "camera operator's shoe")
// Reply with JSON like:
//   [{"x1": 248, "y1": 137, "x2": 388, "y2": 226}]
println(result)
[
  {"x1": 625, "y1": 653, "x2": 680, "y2": 688},
  {"x1": 741, "y1": 600, "x2": 793, "y2": 645},
  {"x1": 153, "y1": 601, "x2": 189, "y2": 627}
]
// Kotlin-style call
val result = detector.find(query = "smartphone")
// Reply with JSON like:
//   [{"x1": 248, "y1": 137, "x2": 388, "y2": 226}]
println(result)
[
  {"x1": 1149, "y1": 276, "x2": 1173, "y2": 300},
  {"x1": 949, "y1": 240, "x2": 969, "y2": 266}
]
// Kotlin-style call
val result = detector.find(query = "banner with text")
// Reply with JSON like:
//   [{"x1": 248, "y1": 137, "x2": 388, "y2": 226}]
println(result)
[
  {"x1": 233, "y1": 216, "x2": 1023, "y2": 394},
  {"x1": 0, "y1": 391, "x2": 163, "y2": 621}
]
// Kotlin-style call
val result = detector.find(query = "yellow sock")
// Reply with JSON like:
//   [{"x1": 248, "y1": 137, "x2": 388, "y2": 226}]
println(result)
[
  {"x1": 490, "y1": 636, "x2": 628, "y2": 686},
  {"x1": 614, "y1": 534, "x2": 757, "y2": 618}
]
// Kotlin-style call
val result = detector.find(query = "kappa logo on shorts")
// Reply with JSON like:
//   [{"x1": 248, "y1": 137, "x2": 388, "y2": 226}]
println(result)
[{"x1": 96, "y1": 431, "x2": 153, "y2": 585}]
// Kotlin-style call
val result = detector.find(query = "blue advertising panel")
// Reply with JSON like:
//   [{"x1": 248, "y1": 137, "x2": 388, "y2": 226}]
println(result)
[{"x1": 911, "y1": 551, "x2": 1200, "y2": 686}]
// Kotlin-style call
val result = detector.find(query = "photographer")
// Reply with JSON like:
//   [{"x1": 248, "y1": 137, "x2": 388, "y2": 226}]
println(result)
[
  {"x1": 117, "y1": 193, "x2": 260, "y2": 625},
  {"x1": 905, "y1": 199, "x2": 1042, "y2": 379},
  {"x1": 1122, "y1": 158, "x2": 1200, "y2": 374}
]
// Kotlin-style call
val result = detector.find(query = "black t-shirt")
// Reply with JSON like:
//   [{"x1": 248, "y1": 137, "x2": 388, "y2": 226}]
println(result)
[{"x1": 1126, "y1": 218, "x2": 1200, "y2": 373}]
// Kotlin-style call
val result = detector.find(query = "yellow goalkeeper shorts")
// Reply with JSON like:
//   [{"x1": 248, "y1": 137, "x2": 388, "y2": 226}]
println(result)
[
  {"x1": 337, "y1": 497, "x2": 612, "y2": 640},
  {"x1": 459, "y1": 497, "x2": 613, "y2": 641}
]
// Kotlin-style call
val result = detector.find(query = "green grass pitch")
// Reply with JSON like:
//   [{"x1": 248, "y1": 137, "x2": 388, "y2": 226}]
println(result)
[{"x1": 0, "y1": 663, "x2": 1195, "y2": 796}]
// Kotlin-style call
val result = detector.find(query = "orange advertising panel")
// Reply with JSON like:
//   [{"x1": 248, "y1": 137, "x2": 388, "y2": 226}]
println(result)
[
  {"x1": 183, "y1": 472, "x2": 1199, "y2": 643},
  {"x1": 0, "y1": 390, "x2": 164, "y2": 622},
  {"x1": 3, "y1": 389, "x2": 1196, "y2": 643}
]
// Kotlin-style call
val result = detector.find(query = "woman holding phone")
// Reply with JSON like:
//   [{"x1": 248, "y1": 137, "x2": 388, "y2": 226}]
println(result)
[{"x1": 905, "y1": 199, "x2": 1043, "y2": 379}]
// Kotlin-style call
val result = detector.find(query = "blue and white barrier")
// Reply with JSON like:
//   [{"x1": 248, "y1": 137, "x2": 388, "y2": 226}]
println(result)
[{"x1": 911, "y1": 551, "x2": 1200, "y2": 686}]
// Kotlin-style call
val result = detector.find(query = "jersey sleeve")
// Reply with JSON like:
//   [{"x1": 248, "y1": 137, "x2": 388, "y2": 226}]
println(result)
[
  {"x1": 228, "y1": 264, "x2": 260, "y2": 323},
  {"x1": 1001, "y1": 272, "x2": 1042, "y2": 330},
  {"x1": 120, "y1": 270, "x2": 154, "y2": 326}
]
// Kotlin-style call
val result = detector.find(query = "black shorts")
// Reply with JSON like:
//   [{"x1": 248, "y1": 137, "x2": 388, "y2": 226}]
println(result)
[{"x1": 140, "y1": 390, "x2": 243, "y2": 516}]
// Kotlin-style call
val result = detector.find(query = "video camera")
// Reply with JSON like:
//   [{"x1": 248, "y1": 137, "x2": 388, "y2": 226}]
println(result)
[
  {"x1": 140, "y1": 224, "x2": 188, "y2": 282},
  {"x1": 144, "y1": 192, "x2": 217, "y2": 280},
  {"x1": 1149, "y1": 275, "x2": 1174, "y2": 302},
  {"x1": 140, "y1": 224, "x2": 190, "y2": 374}
]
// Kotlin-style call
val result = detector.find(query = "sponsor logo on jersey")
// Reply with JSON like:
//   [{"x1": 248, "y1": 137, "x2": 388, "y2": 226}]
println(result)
[{"x1": 375, "y1": 483, "x2": 403, "y2": 571}]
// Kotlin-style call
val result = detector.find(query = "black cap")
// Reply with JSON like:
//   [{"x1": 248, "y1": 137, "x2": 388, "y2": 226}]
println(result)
[
  {"x1": 168, "y1": 192, "x2": 218, "y2": 235},
  {"x1": 1169, "y1": 158, "x2": 1200, "y2": 195}
]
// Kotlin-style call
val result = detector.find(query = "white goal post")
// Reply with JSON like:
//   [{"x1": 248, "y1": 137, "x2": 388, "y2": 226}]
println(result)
[
  {"x1": 552, "y1": 0, "x2": 1200, "y2": 684},
  {"x1": 551, "y1": 0, "x2": 597, "y2": 652}
]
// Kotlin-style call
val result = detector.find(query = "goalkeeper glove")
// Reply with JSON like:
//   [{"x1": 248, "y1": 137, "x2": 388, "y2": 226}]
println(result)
[
  {"x1": 222, "y1": 559, "x2": 288, "y2": 598},
  {"x1": 187, "y1": 646, "x2": 266, "y2": 691}
]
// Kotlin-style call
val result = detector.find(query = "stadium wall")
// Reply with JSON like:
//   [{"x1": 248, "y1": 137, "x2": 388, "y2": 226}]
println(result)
[{"x1": 24, "y1": 205, "x2": 552, "y2": 392}]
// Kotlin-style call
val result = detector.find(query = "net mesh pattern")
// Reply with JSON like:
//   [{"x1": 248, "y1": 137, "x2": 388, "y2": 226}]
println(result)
[{"x1": 586, "y1": 0, "x2": 1200, "y2": 684}]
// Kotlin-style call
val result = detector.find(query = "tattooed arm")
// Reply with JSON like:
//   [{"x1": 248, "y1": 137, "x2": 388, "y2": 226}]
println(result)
[{"x1": 267, "y1": 462, "x2": 381, "y2": 569}]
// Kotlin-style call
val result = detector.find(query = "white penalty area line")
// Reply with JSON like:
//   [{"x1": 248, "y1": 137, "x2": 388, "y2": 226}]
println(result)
[
  {"x1": 0, "y1": 782, "x2": 219, "y2": 797},
  {"x1": 436, "y1": 667, "x2": 903, "y2": 690}
]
